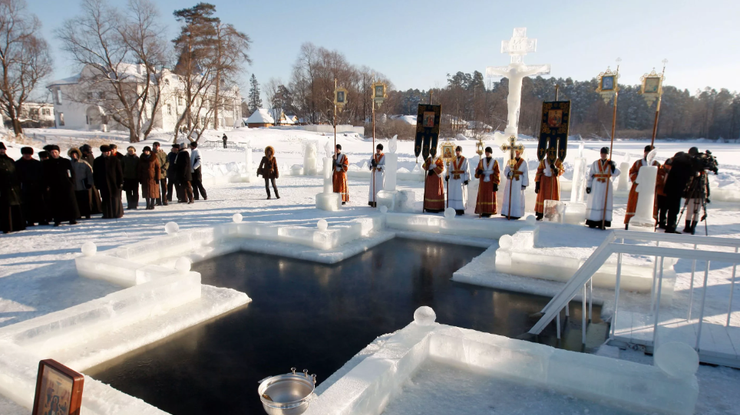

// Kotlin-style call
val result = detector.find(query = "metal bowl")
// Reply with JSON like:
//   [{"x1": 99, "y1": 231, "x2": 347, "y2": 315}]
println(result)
[{"x1": 258, "y1": 369, "x2": 316, "y2": 415}]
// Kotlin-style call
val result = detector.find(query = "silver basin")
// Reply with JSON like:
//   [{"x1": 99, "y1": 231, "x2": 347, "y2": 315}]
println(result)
[{"x1": 258, "y1": 369, "x2": 316, "y2": 415}]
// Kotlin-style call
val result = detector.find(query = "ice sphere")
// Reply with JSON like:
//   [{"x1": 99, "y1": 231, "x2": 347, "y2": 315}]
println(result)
[
  {"x1": 654, "y1": 342, "x2": 699, "y2": 378},
  {"x1": 413, "y1": 306, "x2": 436, "y2": 326},
  {"x1": 317, "y1": 219, "x2": 328, "y2": 231},
  {"x1": 525, "y1": 215, "x2": 536, "y2": 225},
  {"x1": 164, "y1": 221, "x2": 179, "y2": 235},
  {"x1": 444, "y1": 207, "x2": 456, "y2": 219},
  {"x1": 232, "y1": 213, "x2": 243, "y2": 223},
  {"x1": 175, "y1": 257, "x2": 191, "y2": 273},
  {"x1": 81, "y1": 241, "x2": 97, "y2": 256},
  {"x1": 499, "y1": 234, "x2": 513, "y2": 250},
  {"x1": 379, "y1": 205, "x2": 388, "y2": 214}
]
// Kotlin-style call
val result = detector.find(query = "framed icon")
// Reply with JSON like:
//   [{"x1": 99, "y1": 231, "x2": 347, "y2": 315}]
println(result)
[
  {"x1": 336, "y1": 90, "x2": 345, "y2": 104},
  {"x1": 32, "y1": 359, "x2": 84, "y2": 415},
  {"x1": 643, "y1": 76, "x2": 661, "y2": 94},
  {"x1": 441, "y1": 143, "x2": 455, "y2": 161},
  {"x1": 547, "y1": 109, "x2": 562, "y2": 128},
  {"x1": 422, "y1": 111, "x2": 436, "y2": 128},
  {"x1": 601, "y1": 75, "x2": 615, "y2": 91}
]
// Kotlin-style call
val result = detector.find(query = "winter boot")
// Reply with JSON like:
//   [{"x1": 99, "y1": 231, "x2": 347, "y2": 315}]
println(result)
[
  {"x1": 690, "y1": 220, "x2": 698, "y2": 235},
  {"x1": 683, "y1": 220, "x2": 692, "y2": 233}
]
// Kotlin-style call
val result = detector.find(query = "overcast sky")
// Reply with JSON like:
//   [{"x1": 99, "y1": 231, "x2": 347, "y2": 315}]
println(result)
[{"x1": 32, "y1": 0, "x2": 740, "y2": 99}]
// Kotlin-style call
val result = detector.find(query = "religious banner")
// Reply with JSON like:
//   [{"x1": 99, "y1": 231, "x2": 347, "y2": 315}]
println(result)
[
  {"x1": 595, "y1": 66, "x2": 620, "y2": 104},
  {"x1": 372, "y1": 82, "x2": 387, "y2": 106},
  {"x1": 538, "y1": 101, "x2": 570, "y2": 162},
  {"x1": 415, "y1": 104, "x2": 441, "y2": 159},
  {"x1": 335, "y1": 86, "x2": 348, "y2": 111},
  {"x1": 640, "y1": 67, "x2": 665, "y2": 107}
]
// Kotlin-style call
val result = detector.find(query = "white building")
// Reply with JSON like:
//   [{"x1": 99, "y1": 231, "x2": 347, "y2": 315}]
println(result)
[
  {"x1": 47, "y1": 64, "x2": 242, "y2": 132},
  {"x1": 1, "y1": 102, "x2": 55, "y2": 128}
]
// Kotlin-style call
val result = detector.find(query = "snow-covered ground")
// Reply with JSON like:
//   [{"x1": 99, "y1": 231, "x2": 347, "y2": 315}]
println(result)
[{"x1": 1, "y1": 127, "x2": 739, "y2": 414}]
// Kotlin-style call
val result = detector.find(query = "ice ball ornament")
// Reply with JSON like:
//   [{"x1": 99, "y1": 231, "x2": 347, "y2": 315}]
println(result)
[
  {"x1": 499, "y1": 235, "x2": 513, "y2": 250},
  {"x1": 379, "y1": 205, "x2": 388, "y2": 214},
  {"x1": 317, "y1": 219, "x2": 328, "y2": 231},
  {"x1": 232, "y1": 213, "x2": 243, "y2": 223},
  {"x1": 164, "y1": 221, "x2": 179, "y2": 235},
  {"x1": 444, "y1": 207, "x2": 457, "y2": 219},
  {"x1": 654, "y1": 342, "x2": 699, "y2": 378},
  {"x1": 413, "y1": 306, "x2": 436, "y2": 326},
  {"x1": 80, "y1": 241, "x2": 97, "y2": 256},
  {"x1": 175, "y1": 257, "x2": 192, "y2": 273},
  {"x1": 525, "y1": 215, "x2": 537, "y2": 225}
]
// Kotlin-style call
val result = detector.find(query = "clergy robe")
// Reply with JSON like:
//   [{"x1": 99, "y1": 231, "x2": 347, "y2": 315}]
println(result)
[
  {"x1": 422, "y1": 157, "x2": 445, "y2": 213},
  {"x1": 474, "y1": 157, "x2": 500, "y2": 216},
  {"x1": 94, "y1": 155, "x2": 124, "y2": 219},
  {"x1": 446, "y1": 156, "x2": 470, "y2": 213},
  {"x1": 368, "y1": 153, "x2": 385, "y2": 204},
  {"x1": 585, "y1": 159, "x2": 621, "y2": 228},
  {"x1": 501, "y1": 157, "x2": 529, "y2": 219},
  {"x1": 332, "y1": 153, "x2": 349, "y2": 203},
  {"x1": 42, "y1": 157, "x2": 80, "y2": 224},
  {"x1": 534, "y1": 158, "x2": 565, "y2": 215},
  {"x1": 624, "y1": 158, "x2": 661, "y2": 224}
]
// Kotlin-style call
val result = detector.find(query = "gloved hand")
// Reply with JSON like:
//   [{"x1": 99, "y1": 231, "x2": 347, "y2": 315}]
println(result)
[
  {"x1": 445, "y1": 176, "x2": 449, "y2": 182},
  {"x1": 586, "y1": 187, "x2": 591, "y2": 194},
  {"x1": 428, "y1": 170, "x2": 435, "y2": 176},
  {"x1": 521, "y1": 185, "x2": 526, "y2": 190},
  {"x1": 371, "y1": 160, "x2": 377, "y2": 167},
  {"x1": 706, "y1": 198, "x2": 711, "y2": 204},
  {"x1": 507, "y1": 171, "x2": 513, "y2": 179},
  {"x1": 609, "y1": 160, "x2": 616, "y2": 173},
  {"x1": 476, "y1": 169, "x2": 482, "y2": 176},
  {"x1": 464, "y1": 180, "x2": 469, "y2": 185},
  {"x1": 535, "y1": 182, "x2": 540, "y2": 194},
  {"x1": 493, "y1": 184, "x2": 499, "y2": 192}
]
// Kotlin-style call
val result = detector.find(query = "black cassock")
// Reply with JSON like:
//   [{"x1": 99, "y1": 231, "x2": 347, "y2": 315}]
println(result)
[
  {"x1": 14, "y1": 157, "x2": 47, "y2": 225},
  {"x1": 0, "y1": 155, "x2": 25, "y2": 233},
  {"x1": 93, "y1": 155, "x2": 124, "y2": 219},
  {"x1": 42, "y1": 157, "x2": 80, "y2": 223}
]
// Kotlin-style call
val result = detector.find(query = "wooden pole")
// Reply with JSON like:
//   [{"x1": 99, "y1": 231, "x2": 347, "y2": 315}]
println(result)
[
  {"x1": 555, "y1": 84, "x2": 560, "y2": 101},
  {"x1": 650, "y1": 63, "x2": 667, "y2": 147},
  {"x1": 333, "y1": 78, "x2": 337, "y2": 152},
  {"x1": 601, "y1": 64, "x2": 620, "y2": 230},
  {"x1": 372, "y1": 99, "x2": 376, "y2": 207}
]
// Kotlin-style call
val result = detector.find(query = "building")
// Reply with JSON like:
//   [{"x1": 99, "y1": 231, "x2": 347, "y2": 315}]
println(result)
[
  {"x1": 246, "y1": 108, "x2": 275, "y2": 128},
  {"x1": 47, "y1": 64, "x2": 242, "y2": 132},
  {"x1": 1, "y1": 102, "x2": 55, "y2": 129}
]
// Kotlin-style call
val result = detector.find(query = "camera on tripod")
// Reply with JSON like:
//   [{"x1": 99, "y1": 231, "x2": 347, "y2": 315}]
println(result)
[{"x1": 691, "y1": 149, "x2": 719, "y2": 175}]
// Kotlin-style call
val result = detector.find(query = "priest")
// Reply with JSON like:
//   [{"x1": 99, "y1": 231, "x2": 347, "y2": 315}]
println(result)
[
  {"x1": 585, "y1": 147, "x2": 620, "y2": 229},
  {"x1": 422, "y1": 154, "x2": 445, "y2": 213},
  {"x1": 501, "y1": 148, "x2": 529, "y2": 220},
  {"x1": 534, "y1": 147, "x2": 564, "y2": 220},
  {"x1": 368, "y1": 143, "x2": 385, "y2": 207},
  {"x1": 474, "y1": 147, "x2": 500, "y2": 217},
  {"x1": 445, "y1": 146, "x2": 469, "y2": 215},
  {"x1": 332, "y1": 144, "x2": 349, "y2": 205}
]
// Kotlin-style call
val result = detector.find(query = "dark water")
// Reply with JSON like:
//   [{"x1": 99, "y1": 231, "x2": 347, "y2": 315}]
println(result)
[{"x1": 86, "y1": 238, "x2": 602, "y2": 415}]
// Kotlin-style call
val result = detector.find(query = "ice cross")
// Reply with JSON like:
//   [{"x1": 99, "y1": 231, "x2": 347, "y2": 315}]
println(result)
[{"x1": 487, "y1": 28, "x2": 551, "y2": 140}]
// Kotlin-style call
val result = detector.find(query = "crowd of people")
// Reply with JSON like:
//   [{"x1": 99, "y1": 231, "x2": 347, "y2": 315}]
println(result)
[{"x1": 0, "y1": 141, "x2": 207, "y2": 234}]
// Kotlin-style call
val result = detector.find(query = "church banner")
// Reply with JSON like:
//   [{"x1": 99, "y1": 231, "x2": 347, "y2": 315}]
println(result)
[
  {"x1": 415, "y1": 104, "x2": 441, "y2": 160},
  {"x1": 538, "y1": 101, "x2": 570, "y2": 162}
]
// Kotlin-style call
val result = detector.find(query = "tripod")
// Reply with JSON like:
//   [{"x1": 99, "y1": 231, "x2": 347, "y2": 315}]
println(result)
[{"x1": 677, "y1": 173, "x2": 709, "y2": 236}]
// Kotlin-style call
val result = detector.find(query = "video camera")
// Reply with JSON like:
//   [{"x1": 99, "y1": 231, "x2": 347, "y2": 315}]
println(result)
[{"x1": 691, "y1": 150, "x2": 719, "y2": 175}]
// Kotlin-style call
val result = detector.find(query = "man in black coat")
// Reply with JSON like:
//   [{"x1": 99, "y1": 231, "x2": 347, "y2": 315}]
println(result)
[
  {"x1": 0, "y1": 142, "x2": 26, "y2": 233},
  {"x1": 663, "y1": 151, "x2": 694, "y2": 233},
  {"x1": 93, "y1": 145, "x2": 124, "y2": 219},
  {"x1": 166, "y1": 144, "x2": 179, "y2": 202},
  {"x1": 174, "y1": 144, "x2": 193, "y2": 204},
  {"x1": 42, "y1": 145, "x2": 79, "y2": 226},
  {"x1": 15, "y1": 147, "x2": 48, "y2": 226},
  {"x1": 80, "y1": 144, "x2": 103, "y2": 214}
]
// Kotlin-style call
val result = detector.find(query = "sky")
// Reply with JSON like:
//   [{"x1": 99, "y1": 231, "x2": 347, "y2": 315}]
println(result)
[{"x1": 30, "y1": 0, "x2": 740, "y2": 102}]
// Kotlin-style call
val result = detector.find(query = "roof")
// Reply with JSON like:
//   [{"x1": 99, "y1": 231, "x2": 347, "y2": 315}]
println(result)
[
  {"x1": 47, "y1": 74, "x2": 81, "y2": 87},
  {"x1": 247, "y1": 108, "x2": 275, "y2": 124}
]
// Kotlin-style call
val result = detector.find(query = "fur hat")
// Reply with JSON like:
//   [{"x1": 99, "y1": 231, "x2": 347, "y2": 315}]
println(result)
[
  {"x1": 44, "y1": 144, "x2": 60, "y2": 152},
  {"x1": 172, "y1": 143, "x2": 180, "y2": 149},
  {"x1": 68, "y1": 148, "x2": 82, "y2": 159},
  {"x1": 600, "y1": 147, "x2": 609, "y2": 155},
  {"x1": 376, "y1": 143, "x2": 383, "y2": 150},
  {"x1": 265, "y1": 146, "x2": 275, "y2": 155},
  {"x1": 455, "y1": 146, "x2": 462, "y2": 152},
  {"x1": 189, "y1": 141, "x2": 198, "y2": 148},
  {"x1": 142, "y1": 146, "x2": 152, "y2": 152},
  {"x1": 644, "y1": 145, "x2": 654, "y2": 152},
  {"x1": 485, "y1": 146, "x2": 493, "y2": 154},
  {"x1": 100, "y1": 145, "x2": 111, "y2": 152},
  {"x1": 80, "y1": 144, "x2": 92, "y2": 153},
  {"x1": 0, "y1": 142, "x2": 6, "y2": 150},
  {"x1": 38, "y1": 151, "x2": 49, "y2": 159},
  {"x1": 21, "y1": 146, "x2": 34, "y2": 155}
]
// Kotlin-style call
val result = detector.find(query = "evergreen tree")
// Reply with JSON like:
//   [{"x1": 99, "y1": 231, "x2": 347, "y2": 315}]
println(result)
[{"x1": 248, "y1": 74, "x2": 262, "y2": 114}]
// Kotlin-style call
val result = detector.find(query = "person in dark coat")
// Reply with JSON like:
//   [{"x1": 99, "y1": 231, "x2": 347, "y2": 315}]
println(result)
[
  {"x1": 166, "y1": 144, "x2": 179, "y2": 202},
  {"x1": 257, "y1": 146, "x2": 280, "y2": 199},
  {"x1": 68, "y1": 148, "x2": 94, "y2": 219},
  {"x1": 80, "y1": 144, "x2": 103, "y2": 214},
  {"x1": 93, "y1": 145, "x2": 124, "y2": 219},
  {"x1": 37, "y1": 149, "x2": 54, "y2": 223},
  {"x1": 152, "y1": 142, "x2": 168, "y2": 206},
  {"x1": 0, "y1": 142, "x2": 26, "y2": 233},
  {"x1": 222, "y1": 134, "x2": 228, "y2": 149},
  {"x1": 15, "y1": 147, "x2": 48, "y2": 226},
  {"x1": 662, "y1": 151, "x2": 694, "y2": 233},
  {"x1": 137, "y1": 146, "x2": 161, "y2": 210},
  {"x1": 174, "y1": 145, "x2": 193, "y2": 203},
  {"x1": 122, "y1": 146, "x2": 140, "y2": 209},
  {"x1": 42, "y1": 145, "x2": 79, "y2": 226},
  {"x1": 189, "y1": 142, "x2": 207, "y2": 200}
]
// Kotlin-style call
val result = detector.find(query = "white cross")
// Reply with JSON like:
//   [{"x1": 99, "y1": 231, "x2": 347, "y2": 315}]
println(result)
[{"x1": 501, "y1": 28, "x2": 537, "y2": 64}]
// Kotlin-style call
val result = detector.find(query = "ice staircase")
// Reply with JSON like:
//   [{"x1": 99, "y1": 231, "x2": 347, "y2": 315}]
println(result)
[{"x1": 528, "y1": 230, "x2": 740, "y2": 368}]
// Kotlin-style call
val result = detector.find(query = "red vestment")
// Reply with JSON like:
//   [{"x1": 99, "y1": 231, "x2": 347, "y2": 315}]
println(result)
[
  {"x1": 332, "y1": 153, "x2": 349, "y2": 202},
  {"x1": 474, "y1": 158, "x2": 500, "y2": 215},
  {"x1": 624, "y1": 159, "x2": 661, "y2": 224},
  {"x1": 534, "y1": 158, "x2": 564, "y2": 214},
  {"x1": 423, "y1": 157, "x2": 445, "y2": 212}
]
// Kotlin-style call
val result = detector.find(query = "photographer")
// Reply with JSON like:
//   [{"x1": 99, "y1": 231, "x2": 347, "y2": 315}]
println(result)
[
  {"x1": 662, "y1": 150, "x2": 693, "y2": 233},
  {"x1": 683, "y1": 147, "x2": 715, "y2": 234}
]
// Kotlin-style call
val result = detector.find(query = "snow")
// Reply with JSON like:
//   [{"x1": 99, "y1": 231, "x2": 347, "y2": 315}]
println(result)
[{"x1": 2, "y1": 127, "x2": 740, "y2": 414}]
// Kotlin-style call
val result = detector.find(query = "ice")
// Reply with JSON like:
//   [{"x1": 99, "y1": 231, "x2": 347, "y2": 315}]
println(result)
[
  {"x1": 317, "y1": 219, "x2": 328, "y2": 231},
  {"x1": 379, "y1": 205, "x2": 388, "y2": 214},
  {"x1": 569, "y1": 143, "x2": 588, "y2": 203},
  {"x1": 385, "y1": 212, "x2": 441, "y2": 233},
  {"x1": 81, "y1": 241, "x2": 97, "y2": 256},
  {"x1": 303, "y1": 140, "x2": 319, "y2": 175},
  {"x1": 232, "y1": 213, "x2": 243, "y2": 223},
  {"x1": 385, "y1": 135, "x2": 398, "y2": 191},
  {"x1": 443, "y1": 207, "x2": 456, "y2": 219},
  {"x1": 316, "y1": 192, "x2": 341, "y2": 211},
  {"x1": 413, "y1": 306, "x2": 436, "y2": 326},
  {"x1": 628, "y1": 164, "x2": 658, "y2": 229},
  {"x1": 164, "y1": 221, "x2": 179, "y2": 235},
  {"x1": 376, "y1": 190, "x2": 397, "y2": 211},
  {"x1": 396, "y1": 190, "x2": 415, "y2": 212},
  {"x1": 543, "y1": 200, "x2": 586, "y2": 225},
  {"x1": 174, "y1": 257, "x2": 192, "y2": 273},
  {"x1": 243, "y1": 146, "x2": 255, "y2": 183},
  {"x1": 654, "y1": 341, "x2": 699, "y2": 379},
  {"x1": 616, "y1": 161, "x2": 631, "y2": 192}
]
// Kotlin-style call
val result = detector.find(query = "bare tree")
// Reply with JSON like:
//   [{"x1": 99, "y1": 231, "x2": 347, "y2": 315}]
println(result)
[
  {"x1": 0, "y1": 0, "x2": 53, "y2": 136},
  {"x1": 56, "y1": 0, "x2": 168, "y2": 142},
  {"x1": 212, "y1": 21, "x2": 250, "y2": 130}
]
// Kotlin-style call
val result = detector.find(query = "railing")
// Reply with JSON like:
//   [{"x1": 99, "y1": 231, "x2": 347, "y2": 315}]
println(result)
[{"x1": 529, "y1": 230, "x2": 740, "y2": 353}]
